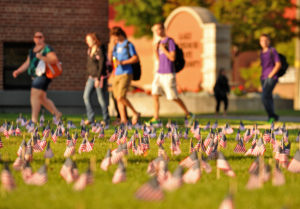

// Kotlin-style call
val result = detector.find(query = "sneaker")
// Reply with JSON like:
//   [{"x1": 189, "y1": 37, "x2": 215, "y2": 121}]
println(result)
[
  {"x1": 268, "y1": 117, "x2": 275, "y2": 124},
  {"x1": 146, "y1": 118, "x2": 160, "y2": 126}
]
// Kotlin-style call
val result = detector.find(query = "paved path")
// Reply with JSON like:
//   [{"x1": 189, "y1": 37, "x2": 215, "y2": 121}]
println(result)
[{"x1": 198, "y1": 115, "x2": 300, "y2": 123}]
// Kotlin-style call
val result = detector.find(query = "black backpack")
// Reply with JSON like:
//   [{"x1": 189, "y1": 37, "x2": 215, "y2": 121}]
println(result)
[
  {"x1": 164, "y1": 38, "x2": 185, "y2": 73},
  {"x1": 270, "y1": 48, "x2": 289, "y2": 77},
  {"x1": 125, "y1": 42, "x2": 141, "y2": 81}
]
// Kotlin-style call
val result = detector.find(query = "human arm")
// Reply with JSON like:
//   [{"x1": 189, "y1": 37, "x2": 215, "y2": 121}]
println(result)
[
  {"x1": 116, "y1": 42, "x2": 139, "y2": 65},
  {"x1": 159, "y1": 44, "x2": 175, "y2": 62},
  {"x1": 12, "y1": 56, "x2": 30, "y2": 78},
  {"x1": 268, "y1": 48, "x2": 281, "y2": 78},
  {"x1": 36, "y1": 51, "x2": 59, "y2": 65}
]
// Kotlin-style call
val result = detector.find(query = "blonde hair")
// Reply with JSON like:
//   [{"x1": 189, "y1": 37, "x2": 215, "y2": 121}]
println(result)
[{"x1": 86, "y1": 33, "x2": 101, "y2": 47}]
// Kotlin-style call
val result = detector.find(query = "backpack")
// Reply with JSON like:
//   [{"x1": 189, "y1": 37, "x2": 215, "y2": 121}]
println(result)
[
  {"x1": 270, "y1": 48, "x2": 289, "y2": 77},
  {"x1": 125, "y1": 42, "x2": 141, "y2": 81},
  {"x1": 164, "y1": 38, "x2": 185, "y2": 73}
]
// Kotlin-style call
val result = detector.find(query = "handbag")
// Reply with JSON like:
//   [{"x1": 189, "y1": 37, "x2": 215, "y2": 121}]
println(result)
[{"x1": 45, "y1": 61, "x2": 62, "y2": 79}]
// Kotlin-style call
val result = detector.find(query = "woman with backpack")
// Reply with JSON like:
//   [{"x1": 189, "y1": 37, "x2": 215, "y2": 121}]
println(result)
[
  {"x1": 12, "y1": 31, "x2": 62, "y2": 124},
  {"x1": 83, "y1": 33, "x2": 110, "y2": 126}
]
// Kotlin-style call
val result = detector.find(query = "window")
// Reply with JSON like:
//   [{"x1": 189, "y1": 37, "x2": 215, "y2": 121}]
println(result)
[{"x1": 3, "y1": 42, "x2": 34, "y2": 90}]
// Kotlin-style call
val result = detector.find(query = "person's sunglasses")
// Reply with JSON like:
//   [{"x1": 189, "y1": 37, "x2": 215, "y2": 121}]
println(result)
[{"x1": 34, "y1": 35, "x2": 43, "y2": 39}]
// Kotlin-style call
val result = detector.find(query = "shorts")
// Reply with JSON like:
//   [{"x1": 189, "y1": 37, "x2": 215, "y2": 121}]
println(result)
[
  {"x1": 112, "y1": 73, "x2": 132, "y2": 99},
  {"x1": 31, "y1": 75, "x2": 52, "y2": 91},
  {"x1": 152, "y1": 73, "x2": 178, "y2": 100}
]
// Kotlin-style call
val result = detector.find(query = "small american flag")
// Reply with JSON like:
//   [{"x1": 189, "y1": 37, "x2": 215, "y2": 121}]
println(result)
[
  {"x1": 224, "y1": 123, "x2": 234, "y2": 135},
  {"x1": 246, "y1": 170, "x2": 261, "y2": 190},
  {"x1": 12, "y1": 156, "x2": 24, "y2": 171},
  {"x1": 100, "y1": 149, "x2": 111, "y2": 171},
  {"x1": 24, "y1": 146, "x2": 33, "y2": 162},
  {"x1": 245, "y1": 143, "x2": 256, "y2": 156},
  {"x1": 17, "y1": 139, "x2": 26, "y2": 156},
  {"x1": 287, "y1": 150, "x2": 300, "y2": 173},
  {"x1": 22, "y1": 161, "x2": 33, "y2": 182},
  {"x1": 44, "y1": 141, "x2": 54, "y2": 159},
  {"x1": 111, "y1": 144, "x2": 126, "y2": 164},
  {"x1": 205, "y1": 139, "x2": 214, "y2": 156},
  {"x1": 1, "y1": 164, "x2": 16, "y2": 191},
  {"x1": 85, "y1": 137, "x2": 95, "y2": 152},
  {"x1": 252, "y1": 137, "x2": 266, "y2": 156},
  {"x1": 64, "y1": 140, "x2": 75, "y2": 157},
  {"x1": 219, "y1": 134, "x2": 227, "y2": 148},
  {"x1": 39, "y1": 135, "x2": 47, "y2": 151},
  {"x1": 15, "y1": 125, "x2": 21, "y2": 136},
  {"x1": 112, "y1": 160, "x2": 126, "y2": 184},
  {"x1": 201, "y1": 156, "x2": 212, "y2": 173},
  {"x1": 233, "y1": 138, "x2": 246, "y2": 153},
  {"x1": 60, "y1": 158, "x2": 75, "y2": 183},
  {"x1": 217, "y1": 152, "x2": 235, "y2": 177},
  {"x1": 0, "y1": 137, "x2": 3, "y2": 149},
  {"x1": 27, "y1": 164, "x2": 47, "y2": 186},
  {"x1": 243, "y1": 129, "x2": 252, "y2": 143},
  {"x1": 156, "y1": 130, "x2": 164, "y2": 146},
  {"x1": 78, "y1": 138, "x2": 87, "y2": 154},
  {"x1": 109, "y1": 128, "x2": 118, "y2": 142},
  {"x1": 219, "y1": 194, "x2": 234, "y2": 209},
  {"x1": 135, "y1": 177, "x2": 164, "y2": 201},
  {"x1": 51, "y1": 129, "x2": 58, "y2": 143},
  {"x1": 239, "y1": 120, "x2": 245, "y2": 131},
  {"x1": 161, "y1": 166, "x2": 183, "y2": 191},
  {"x1": 182, "y1": 160, "x2": 201, "y2": 184},
  {"x1": 272, "y1": 163, "x2": 285, "y2": 186},
  {"x1": 180, "y1": 151, "x2": 198, "y2": 168},
  {"x1": 73, "y1": 167, "x2": 93, "y2": 191}
]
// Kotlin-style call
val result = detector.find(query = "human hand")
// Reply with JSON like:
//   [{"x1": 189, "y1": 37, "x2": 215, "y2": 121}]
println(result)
[
  {"x1": 36, "y1": 53, "x2": 43, "y2": 59},
  {"x1": 12, "y1": 70, "x2": 19, "y2": 78},
  {"x1": 94, "y1": 79, "x2": 100, "y2": 88}
]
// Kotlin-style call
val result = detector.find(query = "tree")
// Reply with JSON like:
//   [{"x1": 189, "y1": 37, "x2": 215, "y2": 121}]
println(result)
[
  {"x1": 212, "y1": 0, "x2": 297, "y2": 52},
  {"x1": 109, "y1": 0, "x2": 211, "y2": 37}
]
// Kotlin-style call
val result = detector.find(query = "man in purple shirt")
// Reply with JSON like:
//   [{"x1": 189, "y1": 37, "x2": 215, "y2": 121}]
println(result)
[
  {"x1": 148, "y1": 23, "x2": 193, "y2": 124},
  {"x1": 260, "y1": 34, "x2": 281, "y2": 122}
]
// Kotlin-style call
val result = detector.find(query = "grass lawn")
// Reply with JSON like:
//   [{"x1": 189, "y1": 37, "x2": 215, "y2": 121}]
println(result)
[{"x1": 0, "y1": 113, "x2": 300, "y2": 209}]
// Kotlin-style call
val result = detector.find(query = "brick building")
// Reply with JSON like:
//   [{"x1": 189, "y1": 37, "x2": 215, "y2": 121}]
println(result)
[{"x1": 0, "y1": 0, "x2": 109, "y2": 91}]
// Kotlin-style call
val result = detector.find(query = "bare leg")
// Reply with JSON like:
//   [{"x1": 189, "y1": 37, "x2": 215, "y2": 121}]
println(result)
[
  {"x1": 173, "y1": 98, "x2": 189, "y2": 116},
  {"x1": 153, "y1": 95, "x2": 160, "y2": 119},
  {"x1": 117, "y1": 99, "x2": 127, "y2": 124},
  {"x1": 118, "y1": 96, "x2": 140, "y2": 124},
  {"x1": 40, "y1": 91, "x2": 62, "y2": 119},
  {"x1": 30, "y1": 88, "x2": 42, "y2": 123}
]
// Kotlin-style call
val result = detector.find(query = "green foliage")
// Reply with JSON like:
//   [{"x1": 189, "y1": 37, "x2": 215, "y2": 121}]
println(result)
[
  {"x1": 276, "y1": 38, "x2": 296, "y2": 66},
  {"x1": 240, "y1": 60, "x2": 261, "y2": 91},
  {"x1": 212, "y1": 0, "x2": 296, "y2": 52},
  {"x1": 109, "y1": 0, "x2": 211, "y2": 37}
]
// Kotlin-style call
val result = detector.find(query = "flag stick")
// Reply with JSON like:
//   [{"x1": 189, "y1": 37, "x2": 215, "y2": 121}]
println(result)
[
  {"x1": 259, "y1": 154, "x2": 264, "y2": 187},
  {"x1": 217, "y1": 136, "x2": 220, "y2": 180}
]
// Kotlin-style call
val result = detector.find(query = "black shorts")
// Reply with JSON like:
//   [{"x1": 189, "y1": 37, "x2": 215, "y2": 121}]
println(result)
[{"x1": 31, "y1": 75, "x2": 52, "y2": 91}]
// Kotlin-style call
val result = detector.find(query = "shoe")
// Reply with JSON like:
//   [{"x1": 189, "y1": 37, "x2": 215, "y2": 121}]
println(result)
[
  {"x1": 146, "y1": 118, "x2": 160, "y2": 126},
  {"x1": 84, "y1": 120, "x2": 92, "y2": 125},
  {"x1": 268, "y1": 117, "x2": 275, "y2": 124}
]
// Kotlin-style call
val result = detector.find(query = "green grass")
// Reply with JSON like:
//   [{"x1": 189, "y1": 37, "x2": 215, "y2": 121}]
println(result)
[{"x1": 0, "y1": 114, "x2": 300, "y2": 209}]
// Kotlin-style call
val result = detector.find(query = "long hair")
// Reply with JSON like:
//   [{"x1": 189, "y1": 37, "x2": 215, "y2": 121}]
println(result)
[
  {"x1": 86, "y1": 33, "x2": 101, "y2": 47},
  {"x1": 110, "y1": 26, "x2": 127, "y2": 39}
]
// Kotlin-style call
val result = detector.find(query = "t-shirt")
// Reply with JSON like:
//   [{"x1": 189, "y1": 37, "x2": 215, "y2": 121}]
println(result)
[
  {"x1": 157, "y1": 37, "x2": 176, "y2": 74},
  {"x1": 28, "y1": 45, "x2": 54, "y2": 77},
  {"x1": 113, "y1": 40, "x2": 137, "y2": 75},
  {"x1": 260, "y1": 47, "x2": 280, "y2": 80}
]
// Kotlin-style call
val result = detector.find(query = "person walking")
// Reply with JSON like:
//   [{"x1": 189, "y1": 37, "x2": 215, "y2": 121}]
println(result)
[
  {"x1": 110, "y1": 26, "x2": 140, "y2": 125},
  {"x1": 259, "y1": 34, "x2": 281, "y2": 122},
  {"x1": 12, "y1": 32, "x2": 62, "y2": 124},
  {"x1": 148, "y1": 23, "x2": 193, "y2": 124},
  {"x1": 83, "y1": 33, "x2": 110, "y2": 126},
  {"x1": 213, "y1": 68, "x2": 230, "y2": 116}
]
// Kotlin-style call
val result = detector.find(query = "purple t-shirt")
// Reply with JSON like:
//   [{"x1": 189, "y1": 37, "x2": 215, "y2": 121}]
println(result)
[
  {"x1": 158, "y1": 37, "x2": 176, "y2": 74},
  {"x1": 260, "y1": 47, "x2": 280, "y2": 80}
]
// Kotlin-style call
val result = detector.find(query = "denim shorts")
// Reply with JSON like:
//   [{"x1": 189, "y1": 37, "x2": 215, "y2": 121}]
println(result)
[{"x1": 31, "y1": 75, "x2": 52, "y2": 91}]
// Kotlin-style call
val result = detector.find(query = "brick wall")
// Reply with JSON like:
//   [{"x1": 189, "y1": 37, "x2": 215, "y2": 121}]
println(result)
[{"x1": 0, "y1": 0, "x2": 108, "y2": 90}]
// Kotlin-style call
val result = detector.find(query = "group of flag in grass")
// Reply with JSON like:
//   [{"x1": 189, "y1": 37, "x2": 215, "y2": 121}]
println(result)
[{"x1": 1, "y1": 114, "x2": 300, "y2": 208}]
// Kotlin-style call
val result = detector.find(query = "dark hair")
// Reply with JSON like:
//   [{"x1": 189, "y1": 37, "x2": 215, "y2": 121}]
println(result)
[
  {"x1": 153, "y1": 22, "x2": 165, "y2": 29},
  {"x1": 86, "y1": 33, "x2": 101, "y2": 47},
  {"x1": 110, "y1": 26, "x2": 127, "y2": 39},
  {"x1": 260, "y1": 33, "x2": 270, "y2": 40}
]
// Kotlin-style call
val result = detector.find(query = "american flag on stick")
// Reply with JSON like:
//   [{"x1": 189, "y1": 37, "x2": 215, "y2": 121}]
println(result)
[
  {"x1": 180, "y1": 151, "x2": 198, "y2": 168},
  {"x1": 27, "y1": 164, "x2": 47, "y2": 186},
  {"x1": 60, "y1": 158, "x2": 76, "y2": 184},
  {"x1": 233, "y1": 137, "x2": 246, "y2": 153},
  {"x1": 1, "y1": 164, "x2": 16, "y2": 191},
  {"x1": 64, "y1": 139, "x2": 75, "y2": 157},
  {"x1": 0, "y1": 136, "x2": 3, "y2": 149},
  {"x1": 218, "y1": 194, "x2": 234, "y2": 209},
  {"x1": 161, "y1": 166, "x2": 183, "y2": 191},
  {"x1": 73, "y1": 166, "x2": 93, "y2": 191},
  {"x1": 183, "y1": 159, "x2": 201, "y2": 184},
  {"x1": 13, "y1": 155, "x2": 24, "y2": 171},
  {"x1": 44, "y1": 141, "x2": 54, "y2": 159},
  {"x1": 17, "y1": 139, "x2": 26, "y2": 156},
  {"x1": 100, "y1": 149, "x2": 111, "y2": 171},
  {"x1": 78, "y1": 138, "x2": 87, "y2": 154},
  {"x1": 112, "y1": 160, "x2": 126, "y2": 184},
  {"x1": 288, "y1": 150, "x2": 300, "y2": 173},
  {"x1": 22, "y1": 161, "x2": 33, "y2": 182},
  {"x1": 272, "y1": 163, "x2": 285, "y2": 186},
  {"x1": 217, "y1": 152, "x2": 235, "y2": 177},
  {"x1": 135, "y1": 177, "x2": 164, "y2": 201}
]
